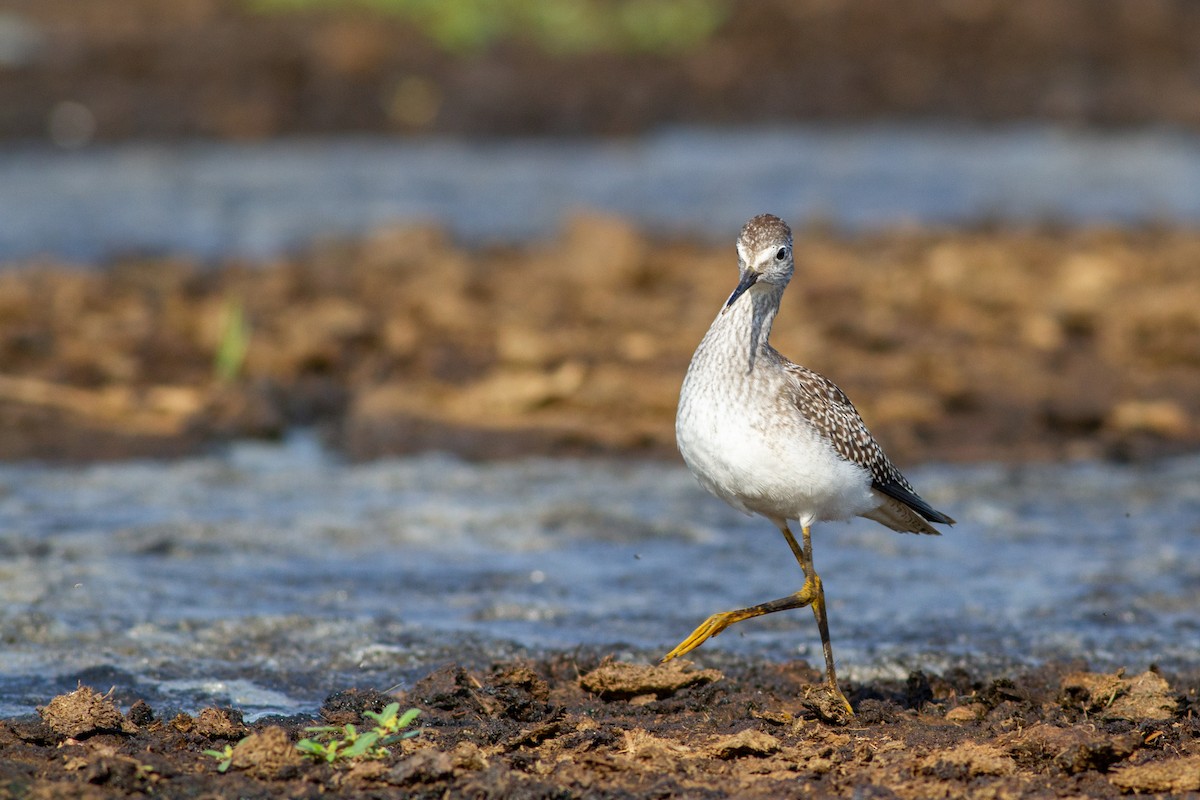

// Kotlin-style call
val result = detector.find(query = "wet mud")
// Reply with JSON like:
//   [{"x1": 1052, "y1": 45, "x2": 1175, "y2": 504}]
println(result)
[
  {"x1": 1, "y1": 218, "x2": 1198, "y2": 465},
  {"x1": 2, "y1": 658, "x2": 1197, "y2": 799}
]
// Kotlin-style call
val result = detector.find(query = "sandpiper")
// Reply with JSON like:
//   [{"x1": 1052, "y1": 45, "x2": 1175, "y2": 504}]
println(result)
[{"x1": 665, "y1": 213, "x2": 954, "y2": 717}]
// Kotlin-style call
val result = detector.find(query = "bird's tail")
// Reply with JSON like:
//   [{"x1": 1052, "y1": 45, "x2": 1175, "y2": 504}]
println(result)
[{"x1": 862, "y1": 490, "x2": 954, "y2": 535}]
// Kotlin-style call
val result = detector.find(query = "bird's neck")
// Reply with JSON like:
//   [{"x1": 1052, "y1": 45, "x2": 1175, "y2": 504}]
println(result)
[{"x1": 710, "y1": 284, "x2": 783, "y2": 372}]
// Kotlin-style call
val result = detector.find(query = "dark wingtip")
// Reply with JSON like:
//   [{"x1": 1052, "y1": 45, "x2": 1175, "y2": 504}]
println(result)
[
  {"x1": 924, "y1": 509, "x2": 956, "y2": 526},
  {"x1": 873, "y1": 479, "x2": 955, "y2": 527}
]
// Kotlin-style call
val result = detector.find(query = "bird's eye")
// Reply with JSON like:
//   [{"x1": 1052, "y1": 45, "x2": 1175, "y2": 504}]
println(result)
[{"x1": 775, "y1": 247, "x2": 788, "y2": 261}]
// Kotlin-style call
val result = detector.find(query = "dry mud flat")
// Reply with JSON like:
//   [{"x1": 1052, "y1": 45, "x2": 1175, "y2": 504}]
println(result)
[
  {"x1": 1, "y1": 658, "x2": 1197, "y2": 799},
  {"x1": 1, "y1": 218, "x2": 1199, "y2": 464}
]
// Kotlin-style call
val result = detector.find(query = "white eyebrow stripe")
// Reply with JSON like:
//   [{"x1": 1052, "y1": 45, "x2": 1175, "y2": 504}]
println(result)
[{"x1": 757, "y1": 245, "x2": 783, "y2": 263}]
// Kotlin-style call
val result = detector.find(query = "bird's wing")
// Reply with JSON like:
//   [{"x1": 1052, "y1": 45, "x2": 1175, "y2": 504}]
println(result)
[{"x1": 782, "y1": 363, "x2": 954, "y2": 527}]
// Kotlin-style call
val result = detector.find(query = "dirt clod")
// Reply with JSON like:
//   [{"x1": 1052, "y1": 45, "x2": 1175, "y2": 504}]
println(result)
[
  {"x1": 1006, "y1": 723, "x2": 1139, "y2": 774},
  {"x1": 708, "y1": 728, "x2": 781, "y2": 759},
  {"x1": 944, "y1": 703, "x2": 985, "y2": 723},
  {"x1": 1110, "y1": 754, "x2": 1200, "y2": 793},
  {"x1": 38, "y1": 686, "x2": 138, "y2": 739},
  {"x1": 387, "y1": 748, "x2": 455, "y2": 786},
  {"x1": 125, "y1": 699, "x2": 154, "y2": 727},
  {"x1": 228, "y1": 725, "x2": 305, "y2": 779},
  {"x1": 320, "y1": 687, "x2": 398, "y2": 726},
  {"x1": 1061, "y1": 670, "x2": 1178, "y2": 721},
  {"x1": 194, "y1": 707, "x2": 248, "y2": 740},
  {"x1": 579, "y1": 659, "x2": 723, "y2": 700},
  {"x1": 919, "y1": 741, "x2": 1017, "y2": 778}
]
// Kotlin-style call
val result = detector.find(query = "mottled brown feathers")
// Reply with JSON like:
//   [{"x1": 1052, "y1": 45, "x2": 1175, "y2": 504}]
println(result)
[{"x1": 782, "y1": 362, "x2": 955, "y2": 528}]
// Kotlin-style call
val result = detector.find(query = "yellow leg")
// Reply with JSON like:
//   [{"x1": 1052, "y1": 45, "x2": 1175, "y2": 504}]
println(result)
[
  {"x1": 795, "y1": 523, "x2": 852, "y2": 718},
  {"x1": 661, "y1": 579, "x2": 821, "y2": 662},
  {"x1": 662, "y1": 522, "x2": 853, "y2": 718}
]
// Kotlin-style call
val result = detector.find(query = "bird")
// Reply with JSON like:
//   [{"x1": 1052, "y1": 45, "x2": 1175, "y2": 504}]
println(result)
[{"x1": 664, "y1": 213, "x2": 954, "y2": 718}]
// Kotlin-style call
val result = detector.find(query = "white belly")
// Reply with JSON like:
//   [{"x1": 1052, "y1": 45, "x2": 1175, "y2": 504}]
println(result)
[{"x1": 676, "y1": 376, "x2": 878, "y2": 526}]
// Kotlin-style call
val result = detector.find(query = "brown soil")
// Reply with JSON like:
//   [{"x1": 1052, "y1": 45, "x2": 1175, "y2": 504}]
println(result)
[
  {"x1": 2, "y1": 216, "x2": 1199, "y2": 464},
  {"x1": 7, "y1": 0, "x2": 1200, "y2": 141},
  {"x1": 3, "y1": 659, "x2": 1197, "y2": 799}
]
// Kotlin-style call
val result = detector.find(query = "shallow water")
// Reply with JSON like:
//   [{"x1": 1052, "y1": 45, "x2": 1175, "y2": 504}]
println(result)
[
  {"x1": 8, "y1": 125, "x2": 1200, "y2": 261},
  {"x1": 0, "y1": 432, "x2": 1196, "y2": 719}
]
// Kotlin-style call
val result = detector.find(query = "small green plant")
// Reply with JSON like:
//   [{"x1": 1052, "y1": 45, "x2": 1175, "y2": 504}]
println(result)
[
  {"x1": 296, "y1": 703, "x2": 421, "y2": 764},
  {"x1": 245, "y1": 0, "x2": 728, "y2": 55},
  {"x1": 213, "y1": 295, "x2": 250, "y2": 384},
  {"x1": 203, "y1": 704, "x2": 421, "y2": 772},
  {"x1": 203, "y1": 744, "x2": 235, "y2": 773}
]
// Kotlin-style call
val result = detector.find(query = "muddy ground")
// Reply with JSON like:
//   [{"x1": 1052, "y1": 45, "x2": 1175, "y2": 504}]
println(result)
[
  {"x1": 1, "y1": 217, "x2": 1198, "y2": 464},
  {"x1": 1, "y1": 658, "x2": 1197, "y2": 799}
]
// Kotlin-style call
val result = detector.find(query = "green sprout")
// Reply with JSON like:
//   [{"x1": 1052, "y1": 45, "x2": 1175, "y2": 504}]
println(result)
[
  {"x1": 203, "y1": 744, "x2": 235, "y2": 773},
  {"x1": 213, "y1": 295, "x2": 250, "y2": 384},
  {"x1": 296, "y1": 704, "x2": 421, "y2": 764},
  {"x1": 203, "y1": 704, "x2": 421, "y2": 772}
]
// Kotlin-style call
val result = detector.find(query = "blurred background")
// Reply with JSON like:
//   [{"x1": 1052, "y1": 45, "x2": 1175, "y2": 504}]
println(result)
[
  {"x1": 0, "y1": 0, "x2": 1198, "y2": 719},
  {"x1": 8, "y1": 0, "x2": 1200, "y2": 139},
  {"x1": 1, "y1": 0, "x2": 1198, "y2": 463}
]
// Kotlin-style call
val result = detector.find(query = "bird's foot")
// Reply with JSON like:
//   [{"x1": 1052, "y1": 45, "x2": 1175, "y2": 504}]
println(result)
[
  {"x1": 803, "y1": 682, "x2": 854, "y2": 725},
  {"x1": 662, "y1": 587, "x2": 820, "y2": 663},
  {"x1": 661, "y1": 609, "x2": 747, "y2": 663}
]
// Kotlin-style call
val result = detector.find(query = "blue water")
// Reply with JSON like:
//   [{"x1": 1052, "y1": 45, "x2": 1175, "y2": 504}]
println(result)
[
  {"x1": 0, "y1": 433, "x2": 1195, "y2": 718},
  {"x1": 6, "y1": 125, "x2": 1200, "y2": 262}
]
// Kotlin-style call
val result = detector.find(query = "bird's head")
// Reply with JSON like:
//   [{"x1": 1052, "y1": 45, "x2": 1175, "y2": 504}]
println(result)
[{"x1": 725, "y1": 213, "x2": 794, "y2": 309}]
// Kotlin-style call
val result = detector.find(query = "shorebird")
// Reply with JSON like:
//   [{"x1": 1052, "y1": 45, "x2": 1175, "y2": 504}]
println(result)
[{"x1": 665, "y1": 213, "x2": 954, "y2": 717}]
